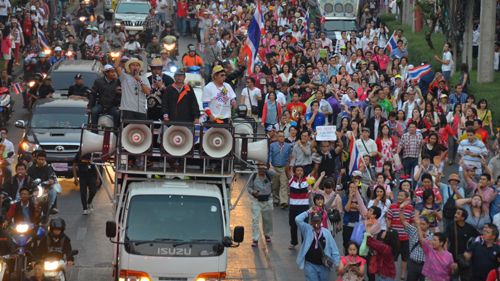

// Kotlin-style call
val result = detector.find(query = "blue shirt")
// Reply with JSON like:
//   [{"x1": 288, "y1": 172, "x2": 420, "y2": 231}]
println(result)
[
  {"x1": 305, "y1": 112, "x2": 326, "y2": 131},
  {"x1": 440, "y1": 183, "x2": 464, "y2": 210},
  {"x1": 269, "y1": 141, "x2": 292, "y2": 167},
  {"x1": 49, "y1": 56, "x2": 65, "y2": 65},
  {"x1": 490, "y1": 185, "x2": 500, "y2": 218},
  {"x1": 448, "y1": 92, "x2": 468, "y2": 105},
  {"x1": 342, "y1": 195, "x2": 366, "y2": 225},
  {"x1": 21, "y1": 202, "x2": 30, "y2": 222},
  {"x1": 328, "y1": 65, "x2": 338, "y2": 76},
  {"x1": 390, "y1": 48, "x2": 408, "y2": 59}
]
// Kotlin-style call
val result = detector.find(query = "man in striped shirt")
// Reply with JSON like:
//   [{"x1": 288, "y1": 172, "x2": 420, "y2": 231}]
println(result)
[
  {"x1": 387, "y1": 190, "x2": 415, "y2": 280},
  {"x1": 285, "y1": 154, "x2": 316, "y2": 250},
  {"x1": 457, "y1": 128, "x2": 488, "y2": 175}
]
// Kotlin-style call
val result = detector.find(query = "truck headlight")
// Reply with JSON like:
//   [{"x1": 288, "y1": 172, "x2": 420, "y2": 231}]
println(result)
[
  {"x1": 21, "y1": 142, "x2": 39, "y2": 153},
  {"x1": 119, "y1": 270, "x2": 150, "y2": 281},
  {"x1": 15, "y1": 224, "x2": 29, "y2": 233},
  {"x1": 196, "y1": 272, "x2": 226, "y2": 281},
  {"x1": 44, "y1": 261, "x2": 59, "y2": 271}
]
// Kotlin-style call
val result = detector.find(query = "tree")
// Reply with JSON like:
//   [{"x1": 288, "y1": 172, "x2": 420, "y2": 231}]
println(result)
[{"x1": 414, "y1": 0, "x2": 442, "y2": 49}]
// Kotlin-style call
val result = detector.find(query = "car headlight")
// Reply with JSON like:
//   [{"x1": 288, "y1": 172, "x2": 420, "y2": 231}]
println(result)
[
  {"x1": 196, "y1": 272, "x2": 226, "y2": 281},
  {"x1": 164, "y1": 43, "x2": 175, "y2": 51},
  {"x1": 44, "y1": 261, "x2": 59, "y2": 271},
  {"x1": 170, "y1": 66, "x2": 177, "y2": 73},
  {"x1": 28, "y1": 81, "x2": 35, "y2": 88},
  {"x1": 16, "y1": 224, "x2": 29, "y2": 233},
  {"x1": 110, "y1": 51, "x2": 120, "y2": 58},
  {"x1": 22, "y1": 142, "x2": 39, "y2": 153}
]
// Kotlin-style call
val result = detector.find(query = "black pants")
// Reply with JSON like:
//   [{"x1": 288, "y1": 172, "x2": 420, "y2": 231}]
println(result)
[
  {"x1": 342, "y1": 225, "x2": 354, "y2": 255},
  {"x1": 289, "y1": 207, "x2": 309, "y2": 246},
  {"x1": 122, "y1": 110, "x2": 147, "y2": 121},
  {"x1": 79, "y1": 171, "x2": 97, "y2": 210},
  {"x1": 407, "y1": 259, "x2": 425, "y2": 281},
  {"x1": 143, "y1": 29, "x2": 153, "y2": 46}
]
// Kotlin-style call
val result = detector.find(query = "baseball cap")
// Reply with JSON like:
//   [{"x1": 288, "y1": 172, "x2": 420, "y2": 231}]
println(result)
[
  {"x1": 448, "y1": 174, "x2": 460, "y2": 183},
  {"x1": 311, "y1": 212, "x2": 322, "y2": 222},
  {"x1": 75, "y1": 74, "x2": 83, "y2": 79},
  {"x1": 212, "y1": 65, "x2": 225, "y2": 74},
  {"x1": 362, "y1": 127, "x2": 370, "y2": 133},
  {"x1": 266, "y1": 125, "x2": 276, "y2": 131},
  {"x1": 120, "y1": 56, "x2": 130, "y2": 62},
  {"x1": 394, "y1": 75, "x2": 402, "y2": 80},
  {"x1": 440, "y1": 94, "x2": 448, "y2": 99},
  {"x1": 464, "y1": 165, "x2": 477, "y2": 171},
  {"x1": 352, "y1": 171, "x2": 362, "y2": 178},
  {"x1": 103, "y1": 64, "x2": 115, "y2": 72}
]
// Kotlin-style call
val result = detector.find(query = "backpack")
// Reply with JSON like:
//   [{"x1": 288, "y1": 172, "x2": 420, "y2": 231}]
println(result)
[{"x1": 443, "y1": 185, "x2": 457, "y2": 219}]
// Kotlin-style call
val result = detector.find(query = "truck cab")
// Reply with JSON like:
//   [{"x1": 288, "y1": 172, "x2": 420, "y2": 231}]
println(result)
[{"x1": 318, "y1": 0, "x2": 362, "y2": 44}]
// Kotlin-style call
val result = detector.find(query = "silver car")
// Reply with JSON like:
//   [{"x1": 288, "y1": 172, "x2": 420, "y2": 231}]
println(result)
[{"x1": 112, "y1": 0, "x2": 151, "y2": 32}]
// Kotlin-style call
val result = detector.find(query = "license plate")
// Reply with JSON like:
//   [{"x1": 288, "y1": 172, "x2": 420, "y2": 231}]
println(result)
[{"x1": 53, "y1": 163, "x2": 68, "y2": 171}]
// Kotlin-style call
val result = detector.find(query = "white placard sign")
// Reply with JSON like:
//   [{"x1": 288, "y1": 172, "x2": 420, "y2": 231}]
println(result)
[{"x1": 316, "y1": 126, "x2": 337, "y2": 141}]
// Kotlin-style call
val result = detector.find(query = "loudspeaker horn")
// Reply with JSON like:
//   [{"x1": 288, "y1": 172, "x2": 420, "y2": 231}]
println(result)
[
  {"x1": 235, "y1": 139, "x2": 268, "y2": 163},
  {"x1": 81, "y1": 130, "x2": 117, "y2": 156},
  {"x1": 233, "y1": 122, "x2": 254, "y2": 142},
  {"x1": 202, "y1": 128, "x2": 233, "y2": 158},
  {"x1": 162, "y1": 126, "x2": 194, "y2": 156},
  {"x1": 121, "y1": 124, "x2": 152, "y2": 154}
]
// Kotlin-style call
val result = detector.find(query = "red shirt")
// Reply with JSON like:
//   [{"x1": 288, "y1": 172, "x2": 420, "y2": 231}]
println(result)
[
  {"x1": 387, "y1": 202, "x2": 415, "y2": 241},
  {"x1": 177, "y1": 1, "x2": 187, "y2": 17},
  {"x1": 477, "y1": 128, "x2": 489, "y2": 143},
  {"x1": 366, "y1": 236, "x2": 397, "y2": 279},
  {"x1": 286, "y1": 102, "x2": 307, "y2": 122}
]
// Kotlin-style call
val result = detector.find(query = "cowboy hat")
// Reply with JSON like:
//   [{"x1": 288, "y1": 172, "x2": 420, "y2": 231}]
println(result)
[{"x1": 125, "y1": 58, "x2": 144, "y2": 73}]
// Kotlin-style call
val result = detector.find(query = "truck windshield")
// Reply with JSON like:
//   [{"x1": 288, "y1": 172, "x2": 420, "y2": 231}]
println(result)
[
  {"x1": 324, "y1": 20, "x2": 357, "y2": 31},
  {"x1": 30, "y1": 106, "x2": 87, "y2": 129},
  {"x1": 117, "y1": 3, "x2": 149, "y2": 14},
  {"x1": 125, "y1": 195, "x2": 223, "y2": 242}
]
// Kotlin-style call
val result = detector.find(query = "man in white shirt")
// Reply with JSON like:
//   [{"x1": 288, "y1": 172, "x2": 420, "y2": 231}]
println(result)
[
  {"x1": 274, "y1": 114, "x2": 291, "y2": 138},
  {"x1": 0, "y1": 128, "x2": 14, "y2": 176},
  {"x1": 359, "y1": 29, "x2": 372, "y2": 50},
  {"x1": 494, "y1": 42, "x2": 499, "y2": 72},
  {"x1": 201, "y1": 65, "x2": 237, "y2": 123},
  {"x1": 241, "y1": 77, "x2": 262, "y2": 122},
  {"x1": 0, "y1": 0, "x2": 11, "y2": 24},
  {"x1": 402, "y1": 90, "x2": 421, "y2": 122},
  {"x1": 319, "y1": 32, "x2": 333, "y2": 52},
  {"x1": 156, "y1": 0, "x2": 168, "y2": 31},
  {"x1": 355, "y1": 127, "x2": 377, "y2": 159},
  {"x1": 472, "y1": 24, "x2": 480, "y2": 58},
  {"x1": 434, "y1": 43, "x2": 453, "y2": 88}
]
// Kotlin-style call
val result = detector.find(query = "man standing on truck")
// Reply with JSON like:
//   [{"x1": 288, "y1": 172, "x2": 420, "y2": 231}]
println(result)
[
  {"x1": 162, "y1": 68, "x2": 199, "y2": 123},
  {"x1": 87, "y1": 64, "x2": 121, "y2": 128},
  {"x1": 201, "y1": 65, "x2": 236, "y2": 124},
  {"x1": 248, "y1": 162, "x2": 277, "y2": 247}
]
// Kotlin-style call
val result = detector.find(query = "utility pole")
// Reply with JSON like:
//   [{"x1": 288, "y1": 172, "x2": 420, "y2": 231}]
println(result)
[
  {"x1": 477, "y1": 0, "x2": 496, "y2": 82},
  {"x1": 462, "y1": 1, "x2": 474, "y2": 69}
]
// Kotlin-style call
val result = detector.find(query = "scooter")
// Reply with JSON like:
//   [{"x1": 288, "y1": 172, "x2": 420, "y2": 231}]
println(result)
[
  {"x1": 43, "y1": 250, "x2": 79, "y2": 281},
  {"x1": 10, "y1": 222, "x2": 45, "y2": 281},
  {"x1": 187, "y1": 66, "x2": 201, "y2": 74}
]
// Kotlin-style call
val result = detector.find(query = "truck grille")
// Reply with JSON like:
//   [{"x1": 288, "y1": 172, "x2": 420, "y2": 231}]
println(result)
[
  {"x1": 40, "y1": 144, "x2": 80, "y2": 153},
  {"x1": 123, "y1": 20, "x2": 144, "y2": 26},
  {"x1": 158, "y1": 278, "x2": 188, "y2": 281}
]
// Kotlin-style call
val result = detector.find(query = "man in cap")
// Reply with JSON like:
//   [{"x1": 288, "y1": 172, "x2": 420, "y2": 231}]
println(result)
[
  {"x1": 35, "y1": 51, "x2": 51, "y2": 74},
  {"x1": 85, "y1": 27, "x2": 100, "y2": 48},
  {"x1": 266, "y1": 125, "x2": 277, "y2": 142},
  {"x1": 114, "y1": 53, "x2": 151, "y2": 120},
  {"x1": 28, "y1": 73, "x2": 54, "y2": 102},
  {"x1": 109, "y1": 24, "x2": 126, "y2": 49},
  {"x1": 145, "y1": 58, "x2": 174, "y2": 120},
  {"x1": 201, "y1": 65, "x2": 236, "y2": 123},
  {"x1": 68, "y1": 74, "x2": 89, "y2": 99},
  {"x1": 431, "y1": 78, "x2": 449, "y2": 99},
  {"x1": 49, "y1": 47, "x2": 65, "y2": 65},
  {"x1": 162, "y1": 68, "x2": 199, "y2": 123},
  {"x1": 182, "y1": 45, "x2": 204, "y2": 75},
  {"x1": 23, "y1": 36, "x2": 42, "y2": 56},
  {"x1": 355, "y1": 127, "x2": 377, "y2": 160},
  {"x1": 87, "y1": 64, "x2": 121, "y2": 127},
  {"x1": 48, "y1": 20, "x2": 63, "y2": 44},
  {"x1": 296, "y1": 209, "x2": 340, "y2": 279}
]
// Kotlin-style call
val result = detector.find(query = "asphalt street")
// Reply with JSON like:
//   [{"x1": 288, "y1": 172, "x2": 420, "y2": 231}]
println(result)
[{"x1": 2, "y1": 3, "x2": 459, "y2": 280}]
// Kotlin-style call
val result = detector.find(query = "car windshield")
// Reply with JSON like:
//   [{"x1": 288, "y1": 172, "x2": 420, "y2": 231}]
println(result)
[
  {"x1": 49, "y1": 72, "x2": 101, "y2": 90},
  {"x1": 29, "y1": 106, "x2": 88, "y2": 129},
  {"x1": 125, "y1": 195, "x2": 223, "y2": 242},
  {"x1": 117, "y1": 3, "x2": 149, "y2": 14},
  {"x1": 323, "y1": 20, "x2": 357, "y2": 31}
]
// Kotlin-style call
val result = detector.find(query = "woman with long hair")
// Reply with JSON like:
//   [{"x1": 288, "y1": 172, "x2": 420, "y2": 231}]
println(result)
[
  {"x1": 367, "y1": 185, "x2": 392, "y2": 231},
  {"x1": 421, "y1": 132, "x2": 447, "y2": 160},
  {"x1": 460, "y1": 107, "x2": 477, "y2": 131},
  {"x1": 350, "y1": 72, "x2": 361, "y2": 90},
  {"x1": 348, "y1": 119, "x2": 361, "y2": 142},
  {"x1": 267, "y1": 65, "x2": 282, "y2": 85},
  {"x1": 1, "y1": 26, "x2": 12, "y2": 74},
  {"x1": 326, "y1": 75, "x2": 339, "y2": 98},
  {"x1": 365, "y1": 221, "x2": 400, "y2": 281},
  {"x1": 342, "y1": 182, "x2": 367, "y2": 254},
  {"x1": 337, "y1": 77, "x2": 349, "y2": 102},
  {"x1": 249, "y1": 64, "x2": 266, "y2": 118},
  {"x1": 446, "y1": 103, "x2": 463, "y2": 165},
  {"x1": 285, "y1": 125, "x2": 299, "y2": 147},
  {"x1": 357, "y1": 79, "x2": 370, "y2": 102},
  {"x1": 397, "y1": 110, "x2": 408, "y2": 133},
  {"x1": 459, "y1": 63, "x2": 470, "y2": 94},
  {"x1": 408, "y1": 108, "x2": 431, "y2": 138},
  {"x1": 337, "y1": 66, "x2": 351, "y2": 84},
  {"x1": 375, "y1": 124, "x2": 395, "y2": 174},
  {"x1": 456, "y1": 194, "x2": 491, "y2": 234},
  {"x1": 351, "y1": 108, "x2": 364, "y2": 125},
  {"x1": 421, "y1": 101, "x2": 439, "y2": 127},
  {"x1": 400, "y1": 57, "x2": 409, "y2": 80},
  {"x1": 414, "y1": 189, "x2": 442, "y2": 233},
  {"x1": 310, "y1": 173, "x2": 343, "y2": 233},
  {"x1": 261, "y1": 92, "x2": 282, "y2": 128},
  {"x1": 477, "y1": 98, "x2": 493, "y2": 135},
  {"x1": 11, "y1": 19, "x2": 23, "y2": 65},
  {"x1": 399, "y1": 177, "x2": 414, "y2": 204},
  {"x1": 438, "y1": 115, "x2": 457, "y2": 164}
]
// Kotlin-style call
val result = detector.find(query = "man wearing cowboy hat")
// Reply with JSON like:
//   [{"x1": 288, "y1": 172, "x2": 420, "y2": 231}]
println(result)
[
  {"x1": 201, "y1": 65, "x2": 236, "y2": 123},
  {"x1": 147, "y1": 58, "x2": 174, "y2": 120},
  {"x1": 114, "y1": 53, "x2": 151, "y2": 120}
]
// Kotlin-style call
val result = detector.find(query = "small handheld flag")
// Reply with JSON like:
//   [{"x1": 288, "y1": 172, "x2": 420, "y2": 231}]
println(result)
[{"x1": 12, "y1": 82, "x2": 22, "y2": 95}]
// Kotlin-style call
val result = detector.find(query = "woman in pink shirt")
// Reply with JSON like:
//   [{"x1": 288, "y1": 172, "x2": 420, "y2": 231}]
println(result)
[
  {"x1": 446, "y1": 103, "x2": 463, "y2": 165},
  {"x1": 1, "y1": 26, "x2": 12, "y2": 73},
  {"x1": 356, "y1": 79, "x2": 370, "y2": 102},
  {"x1": 416, "y1": 213, "x2": 456, "y2": 280}
]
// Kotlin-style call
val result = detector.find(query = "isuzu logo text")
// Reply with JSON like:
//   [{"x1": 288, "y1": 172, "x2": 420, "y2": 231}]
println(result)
[{"x1": 157, "y1": 248, "x2": 192, "y2": 255}]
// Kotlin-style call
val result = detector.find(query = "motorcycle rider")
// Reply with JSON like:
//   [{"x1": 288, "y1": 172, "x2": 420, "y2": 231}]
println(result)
[
  {"x1": 97, "y1": 15, "x2": 106, "y2": 34},
  {"x1": 25, "y1": 263, "x2": 51, "y2": 281},
  {"x1": 1, "y1": 163, "x2": 35, "y2": 214},
  {"x1": 145, "y1": 35, "x2": 162, "y2": 57},
  {"x1": 68, "y1": 74, "x2": 89, "y2": 98},
  {"x1": 87, "y1": 64, "x2": 121, "y2": 127},
  {"x1": 182, "y1": 45, "x2": 204, "y2": 76},
  {"x1": 23, "y1": 36, "x2": 42, "y2": 57},
  {"x1": 62, "y1": 35, "x2": 79, "y2": 59},
  {"x1": 79, "y1": 21, "x2": 91, "y2": 40},
  {"x1": 160, "y1": 49, "x2": 171, "y2": 72},
  {"x1": 147, "y1": 58, "x2": 174, "y2": 120},
  {"x1": 85, "y1": 27, "x2": 99, "y2": 49},
  {"x1": 89, "y1": 44, "x2": 104, "y2": 64},
  {"x1": 35, "y1": 218, "x2": 75, "y2": 267},
  {"x1": 59, "y1": 7, "x2": 72, "y2": 25},
  {"x1": 6, "y1": 187, "x2": 40, "y2": 223},
  {"x1": 108, "y1": 25, "x2": 125, "y2": 50},
  {"x1": 26, "y1": 150, "x2": 58, "y2": 213},
  {"x1": 97, "y1": 34, "x2": 111, "y2": 54},
  {"x1": 74, "y1": 1, "x2": 90, "y2": 33},
  {"x1": 123, "y1": 34, "x2": 141, "y2": 53},
  {"x1": 47, "y1": 20, "x2": 63, "y2": 44},
  {"x1": 36, "y1": 52, "x2": 51, "y2": 73},
  {"x1": 28, "y1": 73, "x2": 54, "y2": 101},
  {"x1": 160, "y1": 21, "x2": 178, "y2": 40},
  {"x1": 49, "y1": 47, "x2": 65, "y2": 65}
]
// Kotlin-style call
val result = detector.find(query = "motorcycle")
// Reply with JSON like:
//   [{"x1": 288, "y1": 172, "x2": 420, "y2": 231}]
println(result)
[
  {"x1": 187, "y1": 66, "x2": 201, "y2": 74},
  {"x1": 10, "y1": 222, "x2": 45, "y2": 281},
  {"x1": 147, "y1": 53, "x2": 159, "y2": 65},
  {"x1": 83, "y1": 0, "x2": 95, "y2": 19},
  {"x1": 0, "y1": 87, "x2": 12, "y2": 127},
  {"x1": 0, "y1": 252, "x2": 19, "y2": 281},
  {"x1": 162, "y1": 35, "x2": 178, "y2": 61},
  {"x1": 43, "y1": 250, "x2": 79, "y2": 281},
  {"x1": 23, "y1": 53, "x2": 38, "y2": 72},
  {"x1": 32, "y1": 179, "x2": 61, "y2": 223}
]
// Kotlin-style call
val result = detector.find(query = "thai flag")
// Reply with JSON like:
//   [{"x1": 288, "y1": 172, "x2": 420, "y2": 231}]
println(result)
[
  {"x1": 37, "y1": 28, "x2": 50, "y2": 49},
  {"x1": 385, "y1": 31, "x2": 397, "y2": 53},
  {"x1": 321, "y1": 12, "x2": 325, "y2": 27},
  {"x1": 348, "y1": 140, "x2": 363, "y2": 177},
  {"x1": 280, "y1": 31, "x2": 289, "y2": 43},
  {"x1": 408, "y1": 63, "x2": 432, "y2": 82},
  {"x1": 304, "y1": 9, "x2": 309, "y2": 27},
  {"x1": 243, "y1": 1, "x2": 264, "y2": 75},
  {"x1": 198, "y1": 44, "x2": 206, "y2": 53},
  {"x1": 297, "y1": 42, "x2": 305, "y2": 52},
  {"x1": 12, "y1": 82, "x2": 22, "y2": 95},
  {"x1": 335, "y1": 38, "x2": 341, "y2": 54}
]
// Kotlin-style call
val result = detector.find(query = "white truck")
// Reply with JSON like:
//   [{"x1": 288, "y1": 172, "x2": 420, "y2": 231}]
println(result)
[
  {"x1": 81, "y1": 119, "x2": 264, "y2": 281},
  {"x1": 317, "y1": 0, "x2": 361, "y2": 43}
]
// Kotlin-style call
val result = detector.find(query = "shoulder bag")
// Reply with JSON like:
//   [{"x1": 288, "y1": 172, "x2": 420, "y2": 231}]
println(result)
[
  {"x1": 443, "y1": 185, "x2": 457, "y2": 219},
  {"x1": 246, "y1": 88, "x2": 260, "y2": 115},
  {"x1": 318, "y1": 238, "x2": 335, "y2": 268},
  {"x1": 361, "y1": 139, "x2": 376, "y2": 166}
]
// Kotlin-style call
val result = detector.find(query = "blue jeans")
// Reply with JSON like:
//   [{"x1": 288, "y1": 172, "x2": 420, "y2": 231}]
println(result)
[
  {"x1": 58, "y1": 0, "x2": 66, "y2": 15},
  {"x1": 176, "y1": 16, "x2": 186, "y2": 35},
  {"x1": 91, "y1": 104, "x2": 121, "y2": 128},
  {"x1": 403, "y1": 157, "x2": 418, "y2": 187},
  {"x1": 48, "y1": 188, "x2": 57, "y2": 208},
  {"x1": 304, "y1": 262, "x2": 330, "y2": 281},
  {"x1": 379, "y1": 277, "x2": 396, "y2": 281},
  {"x1": 155, "y1": 13, "x2": 165, "y2": 31}
]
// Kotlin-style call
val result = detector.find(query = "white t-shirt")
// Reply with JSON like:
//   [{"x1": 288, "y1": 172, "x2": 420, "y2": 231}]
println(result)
[
  {"x1": 441, "y1": 51, "x2": 452, "y2": 71},
  {"x1": 355, "y1": 138, "x2": 377, "y2": 156},
  {"x1": 241, "y1": 87, "x2": 261, "y2": 110},
  {"x1": 201, "y1": 82, "x2": 236, "y2": 119},
  {"x1": 264, "y1": 91, "x2": 286, "y2": 108},
  {"x1": 494, "y1": 51, "x2": 499, "y2": 71},
  {"x1": 0, "y1": 0, "x2": 11, "y2": 16},
  {"x1": 124, "y1": 42, "x2": 141, "y2": 51},
  {"x1": 157, "y1": 0, "x2": 168, "y2": 14}
]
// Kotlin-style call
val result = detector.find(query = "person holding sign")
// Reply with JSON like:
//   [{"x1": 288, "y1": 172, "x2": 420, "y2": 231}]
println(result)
[
  {"x1": 311, "y1": 130, "x2": 343, "y2": 179},
  {"x1": 306, "y1": 101, "x2": 327, "y2": 132}
]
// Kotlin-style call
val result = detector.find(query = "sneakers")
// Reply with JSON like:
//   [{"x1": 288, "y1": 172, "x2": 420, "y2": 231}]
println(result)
[
  {"x1": 288, "y1": 244, "x2": 295, "y2": 250},
  {"x1": 280, "y1": 203, "x2": 288, "y2": 209},
  {"x1": 251, "y1": 241, "x2": 258, "y2": 247},
  {"x1": 273, "y1": 202, "x2": 279, "y2": 207},
  {"x1": 83, "y1": 210, "x2": 89, "y2": 215},
  {"x1": 88, "y1": 203, "x2": 94, "y2": 212},
  {"x1": 265, "y1": 237, "x2": 271, "y2": 242}
]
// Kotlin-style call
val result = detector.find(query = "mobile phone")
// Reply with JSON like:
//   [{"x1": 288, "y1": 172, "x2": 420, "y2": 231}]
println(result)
[{"x1": 350, "y1": 106, "x2": 355, "y2": 109}]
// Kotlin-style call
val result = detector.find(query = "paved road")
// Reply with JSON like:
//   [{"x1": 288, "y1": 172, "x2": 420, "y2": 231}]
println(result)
[{"x1": 3, "y1": 4, "x2": 460, "y2": 280}]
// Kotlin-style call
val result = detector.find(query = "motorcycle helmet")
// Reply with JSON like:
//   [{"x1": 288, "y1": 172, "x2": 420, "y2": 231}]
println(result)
[
  {"x1": 54, "y1": 47, "x2": 62, "y2": 52},
  {"x1": 55, "y1": 40, "x2": 63, "y2": 47},
  {"x1": 98, "y1": 15, "x2": 105, "y2": 21},
  {"x1": 236, "y1": 104, "x2": 247, "y2": 118},
  {"x1": 0, "y1": 87, "x2": 9, "y2": 95},
  {"x1": 53, "y1": 20, "x2": 59, "y2": 25},
  {"x1": 164, "y1": 21, "x2": 172, "y2": 28},
  {"x1": 38, "y1": 52, "x2": 46, "y2": 58},
  {"x1": 30, "y1": 58, "x2": 37, "y2": 64},
  {"x1": 91, "y1": 26, "x2": 98, "y2": 32},
  {"x1": 48, "y1": 217, "x2": 66, "y2": 238}
]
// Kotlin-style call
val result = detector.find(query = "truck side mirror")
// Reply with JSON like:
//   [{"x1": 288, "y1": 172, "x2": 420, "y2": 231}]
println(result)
[
  {"x1": 233, "y1": 226, "x2": 244, "y2": 243},
  {"x1": 106, "y1": 221, "x2": 117, "y2": 238}
]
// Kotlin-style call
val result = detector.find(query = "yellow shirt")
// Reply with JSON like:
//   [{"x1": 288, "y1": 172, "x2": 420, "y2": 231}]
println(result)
[
  {"x1": 477, "y1": 109, "x2": 492, "y2": 126},
  {"x1": 458, "y1": 133, "x2": 483, "y2": 143}
]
